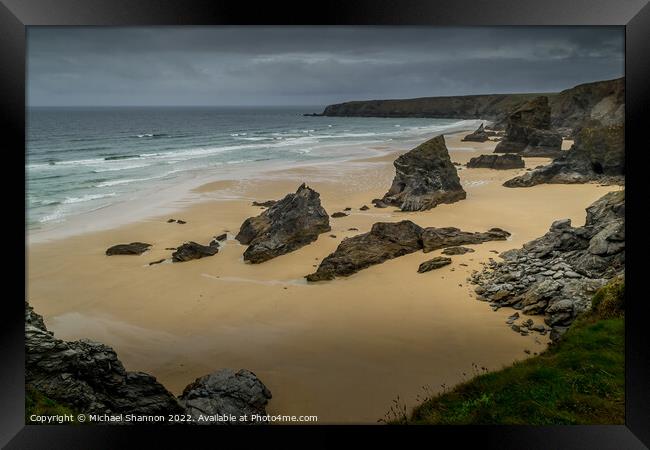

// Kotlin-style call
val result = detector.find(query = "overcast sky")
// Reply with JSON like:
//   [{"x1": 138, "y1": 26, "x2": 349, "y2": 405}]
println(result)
[{"x1": 27, "y1": 26, "x2": 624, "y2": 107}]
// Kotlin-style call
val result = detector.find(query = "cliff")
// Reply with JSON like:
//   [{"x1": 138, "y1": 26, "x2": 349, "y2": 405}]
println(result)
[{"x1": 319, "y1": 78, "x2": 624, "y2": 134}]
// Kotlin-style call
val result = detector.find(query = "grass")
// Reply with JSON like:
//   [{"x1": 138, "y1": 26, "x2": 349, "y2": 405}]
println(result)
[
  {"x1": 25, "y1": 386, "x2": 80, "y2": 424},
  {"x1": 391, "y1": 277, "x2": 625, "y2": 425}
]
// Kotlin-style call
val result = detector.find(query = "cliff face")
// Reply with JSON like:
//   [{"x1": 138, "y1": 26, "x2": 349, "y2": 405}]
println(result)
[{"x1": 320, "y1": 78, "x2": 624, "y2": 133}]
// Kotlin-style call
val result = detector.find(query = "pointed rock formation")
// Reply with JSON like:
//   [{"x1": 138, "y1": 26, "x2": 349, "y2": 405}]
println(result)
[
  {"x1": 381, "y1": 135, "x2": 466, "y2": 211},
  {"x1": 236, "y1": 183, "x2": 331, "y2": 263},
  {"x1": 494, "y1": 96, "x2": 562, "y2": 156},
  {"x1": 462, "y1": 123, "x2": 489, "y2": 142}
]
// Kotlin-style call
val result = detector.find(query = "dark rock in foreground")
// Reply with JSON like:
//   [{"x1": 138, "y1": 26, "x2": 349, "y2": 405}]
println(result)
[
  {"x1": 172, "y1": 241, "x2": 219, "y2": 262},
  {"x1": 467, "y1": 154, "x2": 524, "y2": 170},
  {"x1": 106, "y1": 242, "x2": 151, "y2": 256},
  {"x1": 236, "y1": 183, "x2": 331, "y2": 263},
  {"x1": 462, "y1": 123, "x2": 489, "y2": 142},
  {"x1": 381, "y1": 135, "x2": 466, "y2": 211},
  {"x1": 469, "y1": 190, "x2": 624, "y2": 340},
  {"x1": 418, "y1": 256, "x2": 452, "y2": 273},
  {"x1": 422, "y1": 227, "x2": 511, "y2": 253},
  {"x1": 179, "y1": 369, "x2": 272, "y2": 424},
  {"x1": 306, "y1": 220, "x2": 424, "y2": 281},
  {"x1": 26, "y1": 302, "x2": 272, "y2": 421},
  {"x1": 494, "y1": 96, "x2": 562, "y2": 155},
  {"x1": 442, "y1": 246, "x2": 475, "y2": 255},
  {"x1": 504, "y1": 121, "x2": 624, "y2": 188}
]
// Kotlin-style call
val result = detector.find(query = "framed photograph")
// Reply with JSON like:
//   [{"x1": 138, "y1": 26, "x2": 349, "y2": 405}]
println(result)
[{"x1": 2, "y1": 0, "x2": 648, "y2": 447}]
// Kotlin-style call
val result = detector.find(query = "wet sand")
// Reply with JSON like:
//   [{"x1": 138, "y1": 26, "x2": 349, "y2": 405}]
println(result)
[{"x1": 26, "y1": 132, "x2": 619, "y2": 423}]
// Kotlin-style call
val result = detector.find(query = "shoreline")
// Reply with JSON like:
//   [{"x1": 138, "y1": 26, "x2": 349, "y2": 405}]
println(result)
[
  {"x1": 26, "y1": 131, "x2": 620, "y2": 423},
  {"x1": 28, "y1": 119, "x2": 484, "y2": 244}
]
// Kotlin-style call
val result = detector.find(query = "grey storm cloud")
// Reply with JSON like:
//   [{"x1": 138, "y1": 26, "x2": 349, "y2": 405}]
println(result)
[{"x1": 27, "y1": 26, "x2": 624, "y2": 107}]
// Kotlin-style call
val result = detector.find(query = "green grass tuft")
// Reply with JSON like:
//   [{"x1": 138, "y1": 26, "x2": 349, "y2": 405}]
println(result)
[{"x1": 25, "y1": 386, "x2": 79, "y2": 424}]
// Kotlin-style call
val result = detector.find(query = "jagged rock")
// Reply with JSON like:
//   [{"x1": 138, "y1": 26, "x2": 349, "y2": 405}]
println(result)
[
  {"x1": 106, "y1": 242, "x2": 151, "y2": 256},
  {"x1": 26, "y1": 302, "x2": 272, "y2": 421},
  {"x1": 418, "y1": 257, "x2": 452, "y2": 273},
  {"x1": 441, "y1": 246, "x2": 475, "y2": 255},
  {"x1": 236, "y1": 184, "x2": 331, "y2": 263},
  {"x1": 306, "y1": 221, "x2": 423, "y2": 281},
  {"x1": 172, "y1": 241, "x2": 219, "y2": 262},
  {"x1": 467, "y1": 154, "x2": 525, "y2": 170},
  {"x1": 179, "y1": 369, "x2": 272, "y2": 424},
  {"x1": 252, "y1": 200, "x2": 277, "y2": 208},
  {"x1": 26, "y1": 302, "x2": 184, "y2": 416},
  {"x1": 494, "y1": 96, "x2": 562, "y2": 155},
  {"x1": 381, "y1": 135, "x2": 466, "y2": 211},
  {"x1": 462, "y1": 123, "x2": 489, "y2": 142},
  {"x1": 469, "y1": 190, "x2": 624, "y2": 341},
  {"x1": 422, "y1": 227, "x2": 510, "y2": 253},
  {"x1": 504, "y1": 121, "x2": 624, "y2": 187}
]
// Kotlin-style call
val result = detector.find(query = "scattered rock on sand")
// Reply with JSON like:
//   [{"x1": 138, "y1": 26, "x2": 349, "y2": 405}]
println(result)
[
  {"x1": 177, "y1": 220, "x2": 187, "y2": 224},
  {"x1": 371, "y1": 199, "x2": 388, "y2": 208},
  {"x1": 467, "y1": 154, "x2": 525, "y2": 170},
  {"x1": 236, "y1": 183, "x2": 331, "y2": 263},
  {"x1": 172, "y1": 241, "x2": 219, "y2": 262},
  {"x1": 360, "y1": 205, "x2": 370, "y2": 211},
  {"x1": 167, "y1": 219, "x2": 176, "y2": 223},
  {"x1": 418, "y1": 256, "x2": 452, "y2": 273},
  {"x1": 381, "y1": 135, "x2": 466, "y2": 211},
  {"x1": 306, "y1": 220, "x2": 424, "y2": 281},
  {"x1": 214, "y1": 233, "x2": 227, "y2": 242},
  {"x1": 331, "y1": 212, "x2": 348, "y2": 218},
  {"x1": 106, "y1": 242, "x2": 151, "y2": 256},
  {"x1": 148, "y1": 259, "x2": 165, "y2": 266},
  {"x1": 252, "y1": 200, "x2": 277, "y2": 208}
]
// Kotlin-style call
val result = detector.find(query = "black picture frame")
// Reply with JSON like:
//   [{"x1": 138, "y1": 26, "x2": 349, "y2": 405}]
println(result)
[{"x1": 3, "y1": 1, "x2": 649, "y2": 448}]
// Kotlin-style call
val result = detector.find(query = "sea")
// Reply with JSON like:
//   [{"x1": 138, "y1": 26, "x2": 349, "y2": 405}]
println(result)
[{"x1": 27, "y1": 106, "x2": 481, "y2": 235}]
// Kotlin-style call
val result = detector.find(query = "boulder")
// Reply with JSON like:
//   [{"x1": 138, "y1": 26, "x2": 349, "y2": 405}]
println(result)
[
  {"x1": 179, "y1": 369, "x2": 272, "y2": 424},
  {"x1": 306, "y1": 220, "x2": 424, "y2": 281},
  {"x1": 236, "y1": 184, "x2": 331, "y2": 263},
  {"x1": 172, "y1": 241, "x2": 219, "y2": 262},
  {"x1": 422, "y1": 227, "x2": 510, "y2": 253},
  {"x1": 381, "y1": 135, "x2": 466, "y2": 211},
  {"x1": 466, "y1": 154, "x2": 525, "y2": 170},
  {"x1": 106, "y1": 242, "x2": 151, "y2": 256},
  {"x1": 462, "y1": 123, "x2": 489, "y2": 142},
  {"x1": 418, "y1": 257, "x2": 452, "y2": 273}
]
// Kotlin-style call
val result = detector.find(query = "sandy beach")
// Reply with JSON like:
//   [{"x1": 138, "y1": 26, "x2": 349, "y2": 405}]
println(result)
[{"x1": 26, "y1": 131, "x2": 620, "y2": 423}]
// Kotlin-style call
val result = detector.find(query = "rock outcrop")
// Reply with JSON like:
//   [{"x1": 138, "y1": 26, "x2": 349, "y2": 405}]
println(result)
[
  {"x1": 106, "y1": 242, "x2": 151, "y2": 256},
  {"x1": 494, "y1": 96, "x2": 562, "y2": 156},
  {"x1": 381, "y1": 135, "x2": 466, "y2": 211},
  {"x1": 306, "y1": 220, "x2": 424, "y2": 281},
  {"x1": 466, "y1": 154, "x2": 524, "y2": 170},
  {"x1": 462, "y1": 123, "x2": 489, "y2": 142},
  {"x1": 306, "y1": 222, "x2": 510, "y2": 281},
  {"x1": 503, "y1": 121, "x2": 624, "y2": 188},
  {"x1": 422, "y1": 227, "x2": 511, "y2": 253},
  {"x1": 418, "y1": 257, "x2": 452, "y2": 273},
  {"x1": 26, "y1": 302, "x2": 272, "y2": 422},
  {"x1": 172, "y1": 241, "x2": 219, "y2": 262},
  {"x1": 469, "y1": 190, "x2": 624, "y2": 341},
  {"x1": 179, "y1": 369, "x2": 272, "y2": 424},
  {"x1": 236, "y1": 183, "x2": 331, "y2": 263}
]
